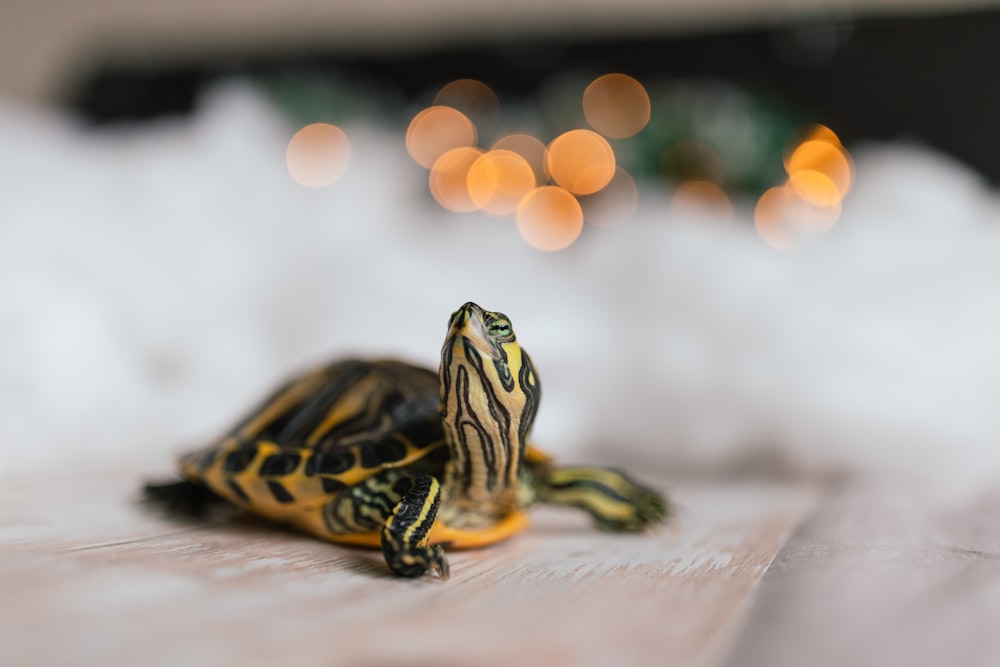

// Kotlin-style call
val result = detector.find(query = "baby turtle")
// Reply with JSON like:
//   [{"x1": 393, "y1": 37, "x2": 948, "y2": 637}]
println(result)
[{"x1": 144, "y1": 302, "x2": 668, "y2": 578}]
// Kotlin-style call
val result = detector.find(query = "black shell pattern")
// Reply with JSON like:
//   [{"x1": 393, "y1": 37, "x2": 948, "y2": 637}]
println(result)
[{"x1": 180, "y1": 359, "x2": 447, "y2": 510}]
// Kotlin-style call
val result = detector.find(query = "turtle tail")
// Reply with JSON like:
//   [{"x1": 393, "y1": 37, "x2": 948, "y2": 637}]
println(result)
[{"x1": 142, "y1": 479, "x2": 226, "y2": 517}]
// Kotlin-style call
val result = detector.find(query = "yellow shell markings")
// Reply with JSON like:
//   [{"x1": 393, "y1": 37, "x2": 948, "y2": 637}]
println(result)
[
  {"x1": 179, "y1": 361, "x2": 444, "y2": 521},
  {"x1": 305, "y1": 373, "x2": 382, "y2": 446},
  {"x1": 237, "y1": 367, "x2": 331, "y2": 441},
  {"x1": 194, "y1": 439, "x2": 438, "y2": 524}
]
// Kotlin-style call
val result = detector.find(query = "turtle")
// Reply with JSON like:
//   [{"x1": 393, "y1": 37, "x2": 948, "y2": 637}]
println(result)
[{"x1": 144, "y1": 302, "x2": 668, "y2": 579}]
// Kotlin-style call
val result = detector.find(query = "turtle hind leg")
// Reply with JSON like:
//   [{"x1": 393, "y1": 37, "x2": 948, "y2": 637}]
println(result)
[
  {"x1": 532, "y1": 466, "x2": 670, "y2": 532},
  {"x1": 142, "y1": 479, "x2": 226, "y2": 517}
]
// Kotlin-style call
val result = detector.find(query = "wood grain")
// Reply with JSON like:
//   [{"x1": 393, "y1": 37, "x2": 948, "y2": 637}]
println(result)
[
  {"x1": 723, "y1": 478, "x2": 1000, "y2": 667},
  {"x1": 0, "y1": 462, "x2": 817, "y2": 667}
]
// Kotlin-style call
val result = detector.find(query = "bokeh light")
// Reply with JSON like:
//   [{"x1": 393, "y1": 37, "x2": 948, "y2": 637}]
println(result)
[
  {"x1": 754, "y1": 184, "x2": 841, "y2": 250},
  {"x1": 671, "y1": 180, "x2": 733, "y2": 219},
  {"x1": 583, "y1": 74, "x2": 651, "y2": 139},
  {"x1": 467, "y1": 150, "x2": 537, "y2": 216},
  {"x1": 580, "y1": 168, "x2": 638, "y2": 228},
  {"x1": 787, "y1": 139, "x2": 854, "y2": 199},
  {"x1": 406, "y1": 106, "x2": 477, "y2": 169},
  {"x1": 545, "y1": 129, "x2": 616, "y2": 195},
  {"x1": 434, "y1": 79, "x2": 500, "y2": 130},
  {"x1": 794, "y1": 123, "x2": 843, "y2": 151},
  {"x1": 405, "y1": 82, "x2": 855, "y2": 252},
  {"x1": 754, "y1": 186, "x2": 797, "y2": 250},
  {"x1": 755, "y1": 122, "x2": 853, "y2": 248},
  {"x1": 516, "y1": 186, "x2": 585, "y2": 251},
  {"x1": 491, "y1": 133, "x2": 547, "y2": 185},
  {"x1": 286, "y1": 123, "x2": 351, "y2": 188},
  {"x1": 429, "y1": 146, "x2": 484, "y2": 213},
  {"x1": 787, "y1": 169, "x2": 842, "y2": 207}
]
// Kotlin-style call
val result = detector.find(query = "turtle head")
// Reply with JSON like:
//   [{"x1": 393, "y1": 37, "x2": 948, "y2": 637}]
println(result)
[
  {"x1": 439, "y1": 302, "x2": 541, "y2": 504},
  {"x1": 445, "y1": 302, "x2": 515, "y2": 360}
]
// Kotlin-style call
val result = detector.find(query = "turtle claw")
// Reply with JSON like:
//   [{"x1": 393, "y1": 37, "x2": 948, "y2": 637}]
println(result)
[
  {"x1": 428, "y1": 545, "x2": 450, "y2": 581},
  {"x1": 388, "y1": 544, "x2": 450, "y2": 580},
  {"x1": 594, "y1": 480, "x2": 670, "y2": 533}
]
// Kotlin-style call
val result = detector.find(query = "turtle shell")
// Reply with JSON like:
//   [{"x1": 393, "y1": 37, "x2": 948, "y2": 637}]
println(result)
[{"x1": 179, "y1": 359, "x2": 448, "y2": 520}]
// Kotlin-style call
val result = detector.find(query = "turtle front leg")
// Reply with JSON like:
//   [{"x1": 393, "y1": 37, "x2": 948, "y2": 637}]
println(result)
[
  {"x1": 380, "y1": 474, "x2": 449, "y2": 579},
  {"x1": 529, "y1": 465, "x2": 669, "y2": 532},
  {"x1": 323, "y1": 470, "x2": 449, "y2": 579}
]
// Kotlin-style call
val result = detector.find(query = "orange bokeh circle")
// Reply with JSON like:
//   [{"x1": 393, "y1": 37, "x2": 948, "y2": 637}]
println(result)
[
  {"x1": 582, "y1": 73, "x2": 651, "y2": 139},
  {"x1": 516, "y1": 186, "x2": 585, "y2": 251},
  {"x1": 545, "y1": 130, "x2": 616, "y2": 196},
  {"x1": 406, "y1": 106, "x2": 477, "y2": 169},
  {"x1": 286, "y1": 123, "x2": 351, "y2": 188}
]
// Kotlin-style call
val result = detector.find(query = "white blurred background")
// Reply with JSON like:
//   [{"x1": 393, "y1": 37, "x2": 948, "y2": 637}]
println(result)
[{"x1": 3, "y1": 1, "x2": 1000, "y2": 492}]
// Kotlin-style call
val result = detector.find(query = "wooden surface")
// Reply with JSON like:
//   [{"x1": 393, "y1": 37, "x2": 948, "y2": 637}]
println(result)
[
  {"x1": 724, "y1": 477, "x2": 1000, "y2": 667},
  {"x1": 0, "y1": 461, "x2": 816, "y2": 667}
]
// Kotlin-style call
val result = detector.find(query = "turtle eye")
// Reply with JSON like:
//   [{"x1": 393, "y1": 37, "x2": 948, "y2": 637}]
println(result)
[{"x1": 487, "y1": 316, "x2": 513, "y2": 339}]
